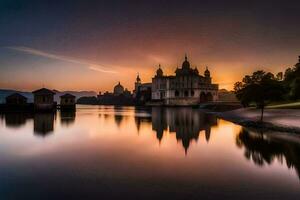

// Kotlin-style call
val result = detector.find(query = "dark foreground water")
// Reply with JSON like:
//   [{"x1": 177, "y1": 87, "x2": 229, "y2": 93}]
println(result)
[{"x1": 0, "y1": 105, "x2": 299, "y2": 199}]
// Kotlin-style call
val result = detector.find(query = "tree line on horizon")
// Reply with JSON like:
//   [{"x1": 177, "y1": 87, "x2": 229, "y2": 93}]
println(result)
[{"x1": 234, "y1": 57, "x2": 300, "y2": 121}]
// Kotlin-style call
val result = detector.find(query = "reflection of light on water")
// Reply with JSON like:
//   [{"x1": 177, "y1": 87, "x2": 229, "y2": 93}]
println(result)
[
  {"x1": 215, "y1": 119, "x2": 242, "y2": 134},
  {"x1": 0, "y1": 105, "x2": 299, "y2": 197}
]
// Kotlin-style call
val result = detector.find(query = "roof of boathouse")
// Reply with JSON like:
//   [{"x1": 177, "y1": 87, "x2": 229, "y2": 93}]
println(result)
[
  {"x1": 32, "y1": 88, "x2": 56, "y2": 95},
  {"x1": 6, "y1": 93, "x2": 27, "y2": 100},
  {"x1": 60, "y1": 93, "x2": 76, "y2": 98}
]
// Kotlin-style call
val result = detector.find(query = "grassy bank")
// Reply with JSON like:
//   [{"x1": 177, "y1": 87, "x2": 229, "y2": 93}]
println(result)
[{"x1": 267, "y1": 101, "x2": 300, "y2": 109}]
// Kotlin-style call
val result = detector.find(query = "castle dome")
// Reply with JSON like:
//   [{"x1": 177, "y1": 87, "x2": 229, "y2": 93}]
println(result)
[
  {"x1": 114, "y1": 82, "x2": 124, "y2": 95},
  {"x1": 204, "y1": 66, "x2": 210, "y2": 77},
  {"x1": 182, "y1": 54, "x2": 190, "y2": 69},
  {"x1": 136, "y1": 74, "x2": 141, "y2": 82},
  {"x1": 156, "y1": 64, "x2": 163, "y2": 77}
]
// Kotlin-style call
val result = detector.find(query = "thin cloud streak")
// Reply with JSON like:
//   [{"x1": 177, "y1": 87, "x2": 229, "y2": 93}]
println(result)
[
  {"x1": 89, "y1": 66, "x2": 118, "y2": 73},
  {"x1": 6, "y1": 46, "x2": 118, "y2": 74}
]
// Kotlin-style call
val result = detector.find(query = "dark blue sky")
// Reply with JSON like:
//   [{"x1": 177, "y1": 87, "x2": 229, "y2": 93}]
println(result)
[{"x1": 0, "y1": 0, "x2": 300, "y2": 91}]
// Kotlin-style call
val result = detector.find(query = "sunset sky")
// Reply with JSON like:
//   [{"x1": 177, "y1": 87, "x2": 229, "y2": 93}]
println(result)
[{"x1": 0, "y1": 0, "x2": 300, "y2": 92}]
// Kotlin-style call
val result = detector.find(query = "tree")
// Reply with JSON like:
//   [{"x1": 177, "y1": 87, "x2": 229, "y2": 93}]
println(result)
[
  {"x1": 234, "y1": 71, "x2": 285, "y2": 122},
  {"x1": 291, "y1": 78, "x2": 300, "y2": 100},
  {"x1": 276, "y1": 72, "x2": 283, "y2": 81},
  {"x1": 283, "y1": 57, "x2": 300, "y2": 100}
]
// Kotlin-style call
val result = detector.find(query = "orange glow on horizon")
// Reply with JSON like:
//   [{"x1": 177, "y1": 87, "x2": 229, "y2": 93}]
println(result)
[{"x1": 0, "y1": 47, "x2": 295, "y2": 93}]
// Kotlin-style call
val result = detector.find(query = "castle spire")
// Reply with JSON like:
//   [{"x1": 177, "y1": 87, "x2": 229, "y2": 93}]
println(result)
[
  {"x1": 185, "y1": 53, "x2": 188, "y2": 61},
  {"x1": 136, "y1": 73, "x2": 141, "y2": 82},
  {"x1": 156, "y1": 64, "x2": 163, "y2": 77}
]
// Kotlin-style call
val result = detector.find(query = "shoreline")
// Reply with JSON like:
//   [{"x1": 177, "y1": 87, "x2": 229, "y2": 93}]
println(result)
[{"x1": 212, "y1": 108, "x2": 300, "y2": 134}]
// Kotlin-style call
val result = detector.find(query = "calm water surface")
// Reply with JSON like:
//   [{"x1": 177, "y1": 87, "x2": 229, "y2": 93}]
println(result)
[{"x1": 0, "y1": 105, "x2": 299, "y2": 199}]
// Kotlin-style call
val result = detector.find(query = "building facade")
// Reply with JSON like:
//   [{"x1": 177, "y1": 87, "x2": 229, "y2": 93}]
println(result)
[
  {"x1": 152, "y1": 55, "x2": 218, "y2": 106},
  {"x1": 32, "y1": 88, "x2": 56, "y2": 111},
  {"x1": 60, "y1": 93, "x2": 76, "y2": 110}
]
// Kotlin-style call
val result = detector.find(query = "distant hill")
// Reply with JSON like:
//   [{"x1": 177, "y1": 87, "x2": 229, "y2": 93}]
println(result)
[{"x1": 0, "y1": 89, "x2": 97, "y2": 104}]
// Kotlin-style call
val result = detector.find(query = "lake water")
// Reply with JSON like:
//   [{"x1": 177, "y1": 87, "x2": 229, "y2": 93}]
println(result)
[{"x1": 0, "y1": 105, "x2": 299, "y2": 199}]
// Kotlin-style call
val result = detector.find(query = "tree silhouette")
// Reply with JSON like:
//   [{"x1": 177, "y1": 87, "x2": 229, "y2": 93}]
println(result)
[
  {"x1": 283, "y1": 56, "x2": 300, "y2": 100},
  {"x1": 234, "y1": 70, "x2": 285, "y2": 122}
]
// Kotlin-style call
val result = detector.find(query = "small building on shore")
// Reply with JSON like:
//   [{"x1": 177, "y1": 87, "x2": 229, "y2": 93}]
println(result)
[
  {"x1": 5, "y1": 93, "x2": 27, "y2": 105},
  {"x1": 2, "y1": 93, "x2": 32, "y2": 112},
  {"x1": 60, "y1": 93, "x2": 76, "y2": 110},
  {"x1": 32, "y1": 88, "x2": 56, "y2": 111}
]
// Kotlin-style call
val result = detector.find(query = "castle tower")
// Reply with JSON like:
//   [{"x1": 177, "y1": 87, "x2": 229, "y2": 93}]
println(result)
[
  {"x1": 204, "y1": 66, "x2": 210, "y2": 77},
  {"x1": 156, "y1": 64, "x2": 163, "y2": 77},
  {"x1": 135, "y1": 73, "x2": 142, "y2": 92},
  {"x1": 182, "y1": 54, "x2": 191, "y2": 70},
  {"x1": 204, "y1": 66, "x2": 211, "y2": 84}
]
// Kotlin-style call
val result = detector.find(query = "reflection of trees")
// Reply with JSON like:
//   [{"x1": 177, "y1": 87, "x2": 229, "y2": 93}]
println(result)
[
  {"x1": 60, "y1": 111, "x2": 76, "y2": 126},
  {"x1": 236, "y1": 128, "x2": 300, "y2": 179},
  {"x1": 151, "y1": 107, "x2": 217, "y2": 153},
  {"x1": 34, "y1": 113, "x2": 55, "y2": 137}
]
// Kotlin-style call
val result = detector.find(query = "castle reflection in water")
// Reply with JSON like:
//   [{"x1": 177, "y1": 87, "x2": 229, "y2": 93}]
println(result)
[
  {"x1": 137, "y1": 107, "x2": 218, "y2": 153},
  {"x1": 1, "y1": 106, "x2": 217, "y2": 152}
]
